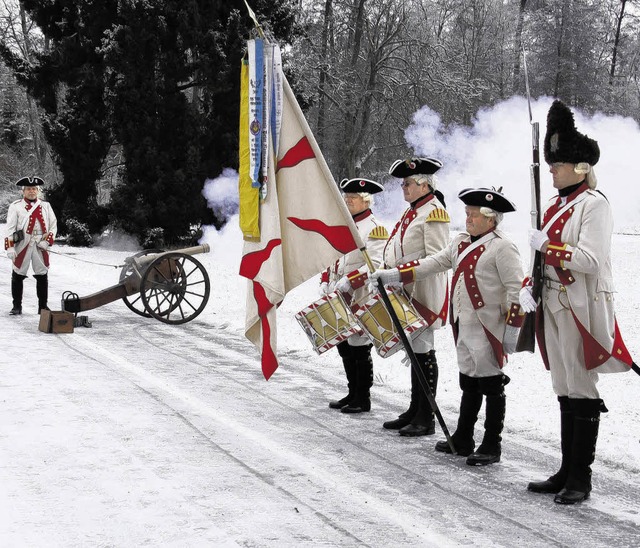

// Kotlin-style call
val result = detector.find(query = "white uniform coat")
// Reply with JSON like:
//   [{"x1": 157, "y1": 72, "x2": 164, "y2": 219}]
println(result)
[
  {"x1": 5, "y1": 198, "x2": 57, "y2": 276},
  {"x1": 324, "y1": 209, "x2": 388, "y2": 346},
  {"x1": 382, "y1": 193, "x2": 449, "y2": 353},
  {"x1": 402, "y1": 229, "x2": 524, "y2": 375},
  {"x1": 537, "y1": 184, "x2": 632, "y2": 395}
]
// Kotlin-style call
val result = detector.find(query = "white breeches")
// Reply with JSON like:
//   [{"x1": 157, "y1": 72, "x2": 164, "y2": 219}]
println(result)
[
  {"x1": 543, "y1": 304, "x2": 600, "y2": 399},
  {"x1": 456, "y1": 320, "x2": 501, "y2": 378}
]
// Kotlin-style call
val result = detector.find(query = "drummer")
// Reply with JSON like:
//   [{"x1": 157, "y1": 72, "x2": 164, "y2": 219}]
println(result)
[
  {"x1": 378, "y1": 157, "x2": 450, "y2": 437},
  {"x1": 372, "y1": 187, "x2": 524, "y2": 465},
  {"x1": 320, "y1": 178, "x2": 388, "y2": 414}
]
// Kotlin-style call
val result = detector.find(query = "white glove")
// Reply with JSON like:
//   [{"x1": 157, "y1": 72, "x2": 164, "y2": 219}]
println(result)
[
  {"x1": 370, "y1": 269, "x2": 401, "y2": 287},
  {"x1": 319, "y1": 282, "x2": 330, "y2": 296},
  {"x1": 37, "y1": 240, "x2": 50, "y2": 251},
  {"x1": 334, "y1": 276, "x2": 352, "y2": 294},
  {"x1": 502, "y1": 324, "x2": 520, "y2": 354},
  {"x1": 519, "y1": 285, "x2": 537, "y2": 313},
  {"x1": 6, "y1": 248, "x2": 16, "y2": 260},
  {"x1": 528, "y1": 229, "x2": 549, "y2": 252}
]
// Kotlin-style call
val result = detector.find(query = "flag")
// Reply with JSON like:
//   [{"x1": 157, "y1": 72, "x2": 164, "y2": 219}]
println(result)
[{"x1": 239, "y1": 41, "x2": 365, "y2": 380}]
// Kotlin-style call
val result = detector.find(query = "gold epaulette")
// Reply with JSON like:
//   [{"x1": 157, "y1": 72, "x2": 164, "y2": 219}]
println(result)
[
  {"x1": 425, "y1": 208, "x2": 450, "y2": 223},
  {"x1": 368, "y1": 226, "x2": 389, "y2": 240}
]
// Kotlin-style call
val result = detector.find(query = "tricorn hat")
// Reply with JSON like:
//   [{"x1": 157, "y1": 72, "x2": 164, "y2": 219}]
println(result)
[
  {"x1": 458, "y1": 187, "x2": 516, "y2": 213},
  {"x1": 389, "y1": 157, "x2": 443, "y2": 178},
  {"x1": 544, "y1": 100, "x2": 599, "y2": 165},
  {"x1": 16, "y1": 176, "x2": 45, "y2": 187},
  {"x1": 339, "y1": 178, "x2": 384, "y2": 194}
]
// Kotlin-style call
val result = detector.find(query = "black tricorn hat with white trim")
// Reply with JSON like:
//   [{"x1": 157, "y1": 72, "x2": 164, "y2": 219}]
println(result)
[
  {"x1": 458, "y1": 187, "x2": 516, "y2": 213},
  {"x1": 388, "y1": 157, "x2": 443, "y2": 178},
  {"x1": 339, "y1": 178, "x2": 384, "y2": 194},
  {"x1": 16, "y1": 176, "x2": 45, "y2": 187},
  {"x1": 544, "y1": 100, "x2": 599, "y2": 165}
]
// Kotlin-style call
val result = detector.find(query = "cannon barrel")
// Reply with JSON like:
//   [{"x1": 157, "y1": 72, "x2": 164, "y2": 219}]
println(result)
[{"x1": 127, "y1": 244, "x2": 210, "y2": 271}]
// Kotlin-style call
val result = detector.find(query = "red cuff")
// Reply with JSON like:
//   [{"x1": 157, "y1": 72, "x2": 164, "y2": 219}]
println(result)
[
  {"x1": 545, "y1": 241, "x2": 572, "y2": 268},
  {"x1": 506, "y1": 303, "x2": 524, "y2": 327},
  {"x1": 398, "y1": 260, "x2": 418, "y2": 284},
  {"x1": 4, "y1": 237, "x2": 13, "y2": 250},
  {"x1": 347, "y1": 270, "x2": 368, "y2": 290},
  {"x1": 320, "y1": 269, "x2": 329, "y2": 284},
  {"x1": 45, "y1": 232, "x2": 54, "y2": 246}
]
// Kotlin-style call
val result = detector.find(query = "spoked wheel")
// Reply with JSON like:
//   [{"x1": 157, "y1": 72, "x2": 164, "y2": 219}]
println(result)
[
  {"x1": 120, "y1": 248, "x2": 164, "y2": 317},
  {"x1": 139, "y1": 252, "x2": 210, "y2": 324}
]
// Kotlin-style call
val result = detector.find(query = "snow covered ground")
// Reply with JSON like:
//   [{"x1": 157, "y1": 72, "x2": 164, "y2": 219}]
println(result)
[{"x1": 1, "y1": 217, "x2": 639, "y2": 547}]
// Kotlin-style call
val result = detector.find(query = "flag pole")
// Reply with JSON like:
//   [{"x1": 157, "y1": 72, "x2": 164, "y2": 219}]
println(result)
[
  {"x1": 243, "y1": 0, "x2": 265, "y2": 38},
  {"x1": 360, "y1": 249, "x2": 456, "y2": 453}
]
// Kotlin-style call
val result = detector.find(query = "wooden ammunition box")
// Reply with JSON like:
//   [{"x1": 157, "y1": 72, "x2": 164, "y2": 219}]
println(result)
[{"x1": 38, "y1": 310, "x2": 75, "y2": 334}]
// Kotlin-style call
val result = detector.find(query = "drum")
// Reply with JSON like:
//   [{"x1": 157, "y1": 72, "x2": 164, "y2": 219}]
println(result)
[
  {"x1": 295, "y1": 291, "x2": 364, "y2": 354},
  {"x1": 353, "y1": 288, "x2": 428, "y2": 358}
]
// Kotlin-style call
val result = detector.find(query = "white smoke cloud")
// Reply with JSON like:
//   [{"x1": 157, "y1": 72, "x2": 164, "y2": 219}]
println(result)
[
  {"x1": 200, "y1": 168, "x2": 244, "y2": 267},
  {"x1": 394, "y1": 96, "x2": 640, "y2": 233},
  {"x1": 202, "y1": 99, "x2": 640, "y2": 261},
  {"x1": 202, "y1": 168, "x2": 240, "y2": 219}
]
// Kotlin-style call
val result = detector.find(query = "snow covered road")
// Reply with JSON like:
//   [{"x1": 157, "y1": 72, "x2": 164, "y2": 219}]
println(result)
[{"x1": 1, "y1": 237, "x2": 639, "y2": 546}]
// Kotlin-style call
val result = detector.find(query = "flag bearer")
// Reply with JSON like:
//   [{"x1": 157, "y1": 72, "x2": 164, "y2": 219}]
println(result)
[
  {"x1": 373, "y1": 188, "x2": 524, "y2": 465},
  {"x1": 321, "y1": 178, "x2": 388, "y2": 413},
  {"x1": 520, "y1": 100, "x2": 634, "y2": 504},
  {"x1": 4, "y1": 176, "x2": 57, "y2": 315}
]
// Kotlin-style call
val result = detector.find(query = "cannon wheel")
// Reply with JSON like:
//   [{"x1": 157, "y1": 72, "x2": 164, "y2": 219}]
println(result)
[
  {"x1": 139, "y1": 252, "x2": 210, "y2": 324},
  {"x1": 120, "y1": 249, "x2": 164, "y2": 318}
]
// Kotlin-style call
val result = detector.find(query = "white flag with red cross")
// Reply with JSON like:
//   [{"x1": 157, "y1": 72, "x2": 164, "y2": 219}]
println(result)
[{"x1": 239, "y1": 42, "x2": 364, "y2": 380}]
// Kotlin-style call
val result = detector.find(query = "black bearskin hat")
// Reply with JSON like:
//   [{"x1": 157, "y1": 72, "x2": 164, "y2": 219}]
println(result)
[{"x1": 544, "y1": 100, "x2": 599, "y2": 165}]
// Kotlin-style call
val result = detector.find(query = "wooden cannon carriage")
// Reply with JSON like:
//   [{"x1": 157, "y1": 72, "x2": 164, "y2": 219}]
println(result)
[{"x1": 62, "y1": 245, "x2": 211, "y2": 325}]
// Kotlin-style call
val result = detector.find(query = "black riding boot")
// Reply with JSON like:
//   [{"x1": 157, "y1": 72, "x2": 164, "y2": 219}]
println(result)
[
  {"x1": 554, "y1": 398, "x2": 602, "y2": 505},
  {"x1": 528, "y1": 396, "x2": 573, "y2": 494},
  {"x1": 383, "y1": 356, "x2": 420, "y2": 429},
  {"x1": 436, "y1": 373, "x2": 483, "y2": 456},
  {"x1": 10, "y1": 272, "x2": 26, "y2": 315},
  {"x1": 329, "y1": 341, "x2": 356, "y2": 409},
  {"x1": 34, "y1": 273, "x2": 49, "y2": 313},
  {"x1": 399, "y1": 350, "x2": 438, "y2": 437},
  {"x1": 466, "y1": 374, "x2": 508, "y2": 466},
  {"x1": 342, "y1": 344, "x2": 373, "y2": 414}
]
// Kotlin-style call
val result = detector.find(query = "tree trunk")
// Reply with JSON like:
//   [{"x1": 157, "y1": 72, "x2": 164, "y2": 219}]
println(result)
[
  {"x1": 316, "y1": 0, "x2": 333, "y2": 147},
  {"x1": 609, "y1": 0, "x2": 627, "y2": 86}
]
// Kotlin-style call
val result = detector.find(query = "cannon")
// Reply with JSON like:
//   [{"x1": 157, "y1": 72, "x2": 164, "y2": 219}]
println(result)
[{"x1": 62, "y1": 245, "x2": 211, "y2": 325}]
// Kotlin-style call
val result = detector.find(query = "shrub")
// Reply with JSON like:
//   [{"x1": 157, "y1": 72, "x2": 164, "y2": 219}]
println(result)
[
  {"x1": 65, "y1": 218, "x2": 93, "y2": 247},
  {"x1": 142, "y1": 227, "x2": 165, "y2": 249}
]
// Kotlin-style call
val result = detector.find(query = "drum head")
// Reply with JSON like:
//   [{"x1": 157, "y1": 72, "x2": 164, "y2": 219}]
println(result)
[{"x1": 295, "y1": 292, "x2": 363, "y2": 354}]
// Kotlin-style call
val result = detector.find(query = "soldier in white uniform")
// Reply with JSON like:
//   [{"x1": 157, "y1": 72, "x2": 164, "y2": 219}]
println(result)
[
  {"x1": 373, "y1": 188, "x2": 524, "y2": 465},
  {"x1": 4, "y1": 176, "x2": 57, "y2": 315},
  {"x1": 521, "y1": 100, "x2": 634, "y2": 504},
  {"x1": 379, "y1": 157, "x2": 449, "y2": 437},
  {"x1": 321, "y1": 178, "x2": 388, "y2": 414}
]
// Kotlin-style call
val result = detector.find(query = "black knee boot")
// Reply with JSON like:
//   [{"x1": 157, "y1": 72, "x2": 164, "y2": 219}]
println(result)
[
  {"x1": 342, "y1": 344, "x2": 373, "y2": 414},
  {"x1": 436, "y1": 373, "x2": 483, "y2": 456},
  {"x1": 10, "y1": 272, "x2": 26, "y2": 315},
  {"x1": 329, "y1": 341, "x2": 356, "y2": 409},
  {"x1": 34, "y1": 273, "x2": 49, "y2": 313},
  {"x1": 383, "y1": 362, "x2": 418, "y2": 429},
  {"x1": 399, "y1": 350, "x2": 438, "y2": 437},
  {"x1": 528, "y1": 396, "x2": 573, "y2": 493},
  {"x1": 554, "y1": 398, "x2": 603, "y2": 504},
  {"x1": 466, "y1": 374, "x2": 508, "y2": 466}
]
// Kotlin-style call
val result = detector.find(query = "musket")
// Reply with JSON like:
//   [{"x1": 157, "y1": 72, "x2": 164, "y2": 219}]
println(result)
[{"x1": 516, "y1": 45, "x2": 543, "y2": 354}]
